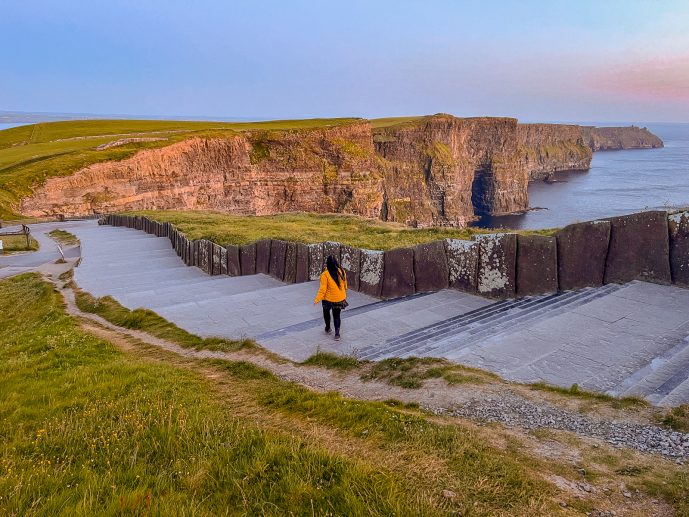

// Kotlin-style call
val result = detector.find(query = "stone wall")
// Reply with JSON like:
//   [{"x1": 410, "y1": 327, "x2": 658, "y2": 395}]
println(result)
[{"x1": 100, "y1": 208, "x2": 686, "y2": 300}]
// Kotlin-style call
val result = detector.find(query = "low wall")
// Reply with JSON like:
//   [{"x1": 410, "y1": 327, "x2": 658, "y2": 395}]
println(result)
[{"x1": 100, "y1": 209, "x2": 689, "y2": 300}]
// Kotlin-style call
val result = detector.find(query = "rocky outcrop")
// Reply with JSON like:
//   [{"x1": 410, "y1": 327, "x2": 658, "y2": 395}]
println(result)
[
  {"x1": 374, "y1": 115, "x2": 527, "y2": 225},
  {"x1": 517, "y1": 124, "x2": 592, "y2": 181},
  {"x1": 19, "y1": 115, "x2": 664, "y2": 226},
  {"x1": 581, "y1": 126, "x2": 663, "y2": 151},
  {"x1": 517, "y1": 124, "x2": 663, "y2": 181}
]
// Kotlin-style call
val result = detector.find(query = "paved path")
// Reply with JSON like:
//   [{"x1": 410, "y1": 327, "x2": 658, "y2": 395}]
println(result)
[
  {"x1": 59, "y1": 221, "x2": 689, "y2": 406},
  {"x1": 0, "y1": 221, "x2": 82, "y2": 279}
]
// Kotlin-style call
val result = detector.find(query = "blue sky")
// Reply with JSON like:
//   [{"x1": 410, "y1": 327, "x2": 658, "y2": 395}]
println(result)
[{"x1": 2, "y1": 0, "x2": 688, "y2": 122}]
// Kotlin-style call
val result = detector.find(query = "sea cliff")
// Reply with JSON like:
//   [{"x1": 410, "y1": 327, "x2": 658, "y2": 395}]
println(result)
[{"x1": 19, "y1": 115, "x2": 664, "y2": 226}]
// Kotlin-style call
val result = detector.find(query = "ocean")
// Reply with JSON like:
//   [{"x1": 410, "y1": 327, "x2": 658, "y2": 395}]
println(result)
[
  {"x1": 0, "y1": 122, "x2": 29, "y2": 131},
  {"x1": 474, "y1": 123, "x2": 689, "y2": 229}
]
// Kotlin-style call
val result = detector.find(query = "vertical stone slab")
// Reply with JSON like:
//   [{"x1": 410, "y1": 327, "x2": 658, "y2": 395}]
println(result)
[
  {"x1": 211, "y1": 243, "x2": 223, "y2": 276},
  {"x1": 308, "y1": 243, "x2": 324, "y2": 280},
  {"x1": 603, "y1": 211, "x2": 671, "y2": 285},
  {"x1": 445, "y1": 239, "x2": 479, "y2": 293},
  {"x1": 359, "y1": 249, "x2": 384, "y2": 297},
  {"x1": 323, "y1": 241, "x2": 342, "y2": 264},
  {"x1": 256, "y1": 239, "x2": 272, "y2": 275},
  {"x1": 556, "y1": 220, "x2": 610, "y2": 290},
  {"x1": 220, "y1": 246, "x2": 228, "y2": 275},
  {"x1": 475, "y1": 233, "x2": 517, "y2": 299},
  {"x1": 226, "y1": 245, "x2": 241, "y2": 276},
  {"x1": 413, "y1": 240, "x2": 449, "y2": 293},
  {"x1": 381, "y1": 247, "x2": 415, "y2": 299},
  {"x1": 516, "y1": 235, "x2": 558, "y2": 296},
  {"x1": 668, "y1": 211, "x2": 689, "y2": 287},
  {"x1": 284, "y1": 242, "x2": 298, "y2": 284},
  {"x1": 269, "y1": 239, "x2": 288, "y2": 280},
  {"x1": 340, "y1": 245, "x2": 361, "y2": 291},
  {"x1": 185, "y1": 239, "x2": 192, "y2": 266},
  {"x1": 295, "y1": 243, "x2": 311, "y2": 283},
  {"x1": 199, "y1": 240, "x2": 212, "y2": 274},
  {"x1": 192, "y1": 240, "x2": 200, "y2": 267},
  {"x1": 240, "y1": 243, "x2": 257, "y2": 275}
]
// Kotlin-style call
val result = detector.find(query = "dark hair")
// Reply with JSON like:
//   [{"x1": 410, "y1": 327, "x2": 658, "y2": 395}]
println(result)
[{"x1": 326, "y1": 255, "x2": 342, "y2": 288}]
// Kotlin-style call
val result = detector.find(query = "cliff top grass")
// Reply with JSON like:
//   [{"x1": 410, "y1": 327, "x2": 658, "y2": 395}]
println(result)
[
  {"x1": 0, "y1": 118, "x2": 360, "y2": 219},
  {"x1": 127, "y1": 210, "x2": 556, "y2": 250},
  {"x1": 127, "y1": 210, "x2": 494, "y2": 249}
]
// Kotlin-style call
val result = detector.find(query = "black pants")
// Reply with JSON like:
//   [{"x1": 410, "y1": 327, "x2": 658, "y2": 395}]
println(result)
[{"x1": 322, "y1": 301, "x2": 342, "y2": 333}]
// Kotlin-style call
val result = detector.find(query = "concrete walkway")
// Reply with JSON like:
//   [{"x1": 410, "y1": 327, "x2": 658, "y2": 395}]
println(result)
[
  {"x1": 23, "y1": 220, "x2": 689, "y2": 406},
  {"x1": 0, "y1": 221, "x2": 82, "y2": 279}
]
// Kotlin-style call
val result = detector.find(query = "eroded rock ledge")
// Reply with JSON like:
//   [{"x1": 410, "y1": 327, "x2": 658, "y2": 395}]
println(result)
[{"x1": 21, "y1": 115, "x2": 663, "y2": 226}]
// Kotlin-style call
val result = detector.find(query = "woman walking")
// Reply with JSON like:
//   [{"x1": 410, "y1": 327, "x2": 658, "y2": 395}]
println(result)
[{"x1": 314, "y1": 255, "x2": 348, "y2": 340}]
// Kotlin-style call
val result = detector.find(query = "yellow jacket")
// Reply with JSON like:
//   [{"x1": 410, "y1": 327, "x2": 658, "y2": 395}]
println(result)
[{"x1": 314, "y1": 268, "x2": 347, "y2": 303}]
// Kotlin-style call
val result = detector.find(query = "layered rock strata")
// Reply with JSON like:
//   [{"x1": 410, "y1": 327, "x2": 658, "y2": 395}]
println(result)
[{"x1": 22, "y1": 116, "x2": 663, "y2": 226}]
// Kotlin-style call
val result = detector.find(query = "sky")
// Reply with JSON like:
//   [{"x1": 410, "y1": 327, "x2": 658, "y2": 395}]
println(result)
[{"x1": 1, "y1": 0, "x2": 688, "y2": 123}]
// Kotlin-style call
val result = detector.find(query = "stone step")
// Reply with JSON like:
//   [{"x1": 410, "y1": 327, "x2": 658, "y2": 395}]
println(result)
[
  {"x1": 658, "y1": 375, "x2": 689, "y2": 408},
  {"x1": 356, "y1": 298, "x2": 524, "y2": 360},
  {"x1": 613, "y1": 336, "x2": 689, "y2": 404},
  {"x1": 363, "y1": 285, "x2": 621, "y2": 361},
  {"x1": 423, "y1": 285, "x2": 622, "y2": 359},
  {"x1": 356, "y1": 299, "x2": 517, "y2": 358}
]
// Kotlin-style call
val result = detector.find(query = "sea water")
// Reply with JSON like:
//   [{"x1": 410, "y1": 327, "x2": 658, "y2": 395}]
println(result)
[
  {"x1": 474, "y1": 123, "x2": 689, "y2": 229},
  {"x1": 0, "y1": 122, "x2": 29, "y2": 131}
]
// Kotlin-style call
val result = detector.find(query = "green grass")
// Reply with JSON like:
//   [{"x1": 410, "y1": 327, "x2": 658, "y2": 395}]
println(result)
[
  {"x1": 48, "y1": 228, "x2": 79, "y2": 246},
  {"x1": 256, "y1": 385, "x2": 554, "y2": 513},
  {"x1": 0, "y1": 233, "x2": 38, "y2": 252},
  {"x1": 361, "y1": 357, "x2": 496, "y2": 389},
  {"x1": 127, "y1": 210, "x2": 498, "y2": 249},
  {"x1": 74, "y1": 289, "x2": 254, "y2": 353},
  {"x1": 660, "y1": 404, "x2": 689, "y2": 432},
  {"x1": 1, "y1": 273, "x2": 445, "y2": 515},
  {"x1": 302, "y1": 350, "x2": 363, "y2": 371},
  {"x1": 529, "y1": 382, "x2": 649, "y2": 409},
  {"x1": 0, "y1": 118, "x2": 360, "y2": 218}
]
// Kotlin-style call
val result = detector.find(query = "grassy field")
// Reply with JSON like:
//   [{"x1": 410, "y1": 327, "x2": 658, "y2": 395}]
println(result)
[
  {"x1": 0, "y1": 233, "x2": 38, "y2": 252},
  {"x1": 0, "y1": 273, "x2": 565, "y2": 515},
  {"x1": 0, "y1": 118, "x2": 360, "y2": 219},
  {"x1": 127, "y1": 210, "x2": 555, "y2": 249},
  {"x1": 48, "y1": 228, "x2": 79, "y2": 246}
]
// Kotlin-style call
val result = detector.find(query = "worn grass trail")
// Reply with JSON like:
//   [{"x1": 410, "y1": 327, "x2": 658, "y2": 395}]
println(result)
[{"x1": 0, "y1": 273, "x2": 562, "y2": 515}]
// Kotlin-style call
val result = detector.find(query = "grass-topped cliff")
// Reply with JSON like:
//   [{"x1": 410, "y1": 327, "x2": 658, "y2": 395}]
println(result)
[
  {"x1": 0, "y1": 118, "x2": 359, "y2": 219},
  {"x1": 0, "y1": 117, "x2": 664, "y2": 223}
]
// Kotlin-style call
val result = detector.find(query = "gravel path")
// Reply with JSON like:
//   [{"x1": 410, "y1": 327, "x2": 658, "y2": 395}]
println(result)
[{"x1": 443, "y1": 394, "x2": 689, "y2": 460}]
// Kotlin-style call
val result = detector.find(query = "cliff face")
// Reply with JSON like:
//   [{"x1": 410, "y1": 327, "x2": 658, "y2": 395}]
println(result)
[
  {"x1": 20, "y1": 122, "x2": 383, "y2": 219},
  {"x1": 374, "y1": 115, "x2": 527, "y2": 226},
  {"x1": 18, "y1": 115, "x2": 664, "y2": 227},
  {"x1": 517, "y1": 124, "x2": 592, "y2": 181},
  {"x1": 581, "y1": 126, "x2": 664, "y2": 151}
]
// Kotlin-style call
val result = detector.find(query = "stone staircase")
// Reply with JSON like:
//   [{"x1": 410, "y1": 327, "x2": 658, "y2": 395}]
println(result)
[
  {"x1": 610, "y1": 333, "x2": 689, "y2": 406},
  {"x1": 67, "y1": 221, "x2": 689, "y2": 406},
  {"x1": 358, "y1": 284, "x2": 624, "y2": 361}
]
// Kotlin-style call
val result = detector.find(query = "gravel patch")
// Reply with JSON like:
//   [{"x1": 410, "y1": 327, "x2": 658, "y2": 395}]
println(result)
[{"x1": 436, "y1": 393, "x2": 689, "y2": 459}]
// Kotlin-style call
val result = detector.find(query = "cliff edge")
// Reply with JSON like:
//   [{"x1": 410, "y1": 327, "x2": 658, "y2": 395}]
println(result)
[{"x1": 17, "y1": 116, "x2": 663, "y2": 226}]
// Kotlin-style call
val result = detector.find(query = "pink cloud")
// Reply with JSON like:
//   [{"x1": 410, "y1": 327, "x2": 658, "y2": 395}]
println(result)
[{"x1": 593, "y1": 54, "x2": 689, "y2": 101}]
